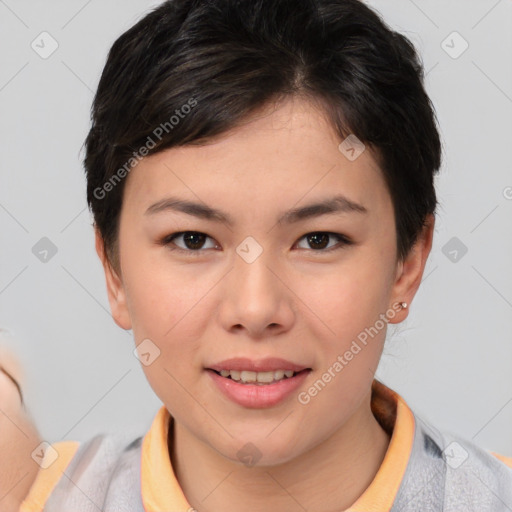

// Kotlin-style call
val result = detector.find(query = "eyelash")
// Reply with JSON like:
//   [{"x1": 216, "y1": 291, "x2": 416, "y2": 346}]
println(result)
[{"x1": 158, "y1": 231, "x2": 353, "y2": 256}]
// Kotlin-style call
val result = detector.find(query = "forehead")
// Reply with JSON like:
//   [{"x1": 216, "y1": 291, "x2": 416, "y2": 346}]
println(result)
[{"x1": 122, "y1": 97, "x2": 391, "y2": 221}]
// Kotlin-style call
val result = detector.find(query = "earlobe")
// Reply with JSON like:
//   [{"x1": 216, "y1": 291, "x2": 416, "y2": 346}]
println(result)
[
  {"x1": 94, "y1": 228, "x2": 132, "y2": 330},
  {"x1": 388, "y1": 214, "x2": 435, "y2": 323}
]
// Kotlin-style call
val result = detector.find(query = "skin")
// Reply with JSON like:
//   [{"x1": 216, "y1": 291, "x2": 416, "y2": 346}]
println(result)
[
  {"x1": 96, "y1": 95, "x2": 434, "y2": 512},
  {"x1": 0, "y1": 348, "x2": 42, "y2": 511}
]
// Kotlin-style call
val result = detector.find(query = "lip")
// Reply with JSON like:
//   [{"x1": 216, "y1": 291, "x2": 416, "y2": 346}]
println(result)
[
  {"x1": 207, "y1": 368, "x2": 311, "y2": 408},
  {"x1": 207, "y1": 357, "x2": 310, "y2": 373}
]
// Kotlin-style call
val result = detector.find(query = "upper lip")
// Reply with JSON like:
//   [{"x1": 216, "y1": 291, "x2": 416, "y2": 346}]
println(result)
[{"x1": 207, "y1": 357, "x2": 311, "y2": 373}]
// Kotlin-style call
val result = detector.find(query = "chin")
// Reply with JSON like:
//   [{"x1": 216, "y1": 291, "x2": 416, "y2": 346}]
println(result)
[{"x1": 216, "y1": 436, "x2": 303, "y2": 469}]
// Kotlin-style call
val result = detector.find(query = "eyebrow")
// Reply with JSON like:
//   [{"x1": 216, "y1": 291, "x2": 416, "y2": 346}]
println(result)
[{"x1": 144, "y1": 194, "x2": 368, "y2": 226}]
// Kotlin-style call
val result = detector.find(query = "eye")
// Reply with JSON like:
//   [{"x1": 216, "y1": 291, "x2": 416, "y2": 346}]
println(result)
[
  {"x1": 295, "y1": 232, "x2": 352, "y2": 252},
  {"x1": 159, "y1": 230, "x2": 352, "y2": 255},
  {"x1": 160, "y1": 231, "x2": 218, "y2": 254}
]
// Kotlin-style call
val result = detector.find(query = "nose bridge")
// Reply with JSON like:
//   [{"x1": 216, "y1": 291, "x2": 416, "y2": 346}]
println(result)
[
  {"x1": 232, "y1": 235, "x2": 280, "y2": 302},
  {"x1": 217, "y1": 235, "x2": 292, "y2": 334}
]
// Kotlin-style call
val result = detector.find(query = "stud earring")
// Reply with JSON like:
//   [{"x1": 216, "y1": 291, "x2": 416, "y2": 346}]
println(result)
[{"x1": 399, "y1": 302, "x2": 408, "y2": 310}]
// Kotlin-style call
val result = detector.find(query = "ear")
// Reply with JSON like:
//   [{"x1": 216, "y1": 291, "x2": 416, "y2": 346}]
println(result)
[
  {"x1": 94, "y1": 227, "x2": 132, "y2": 330},
  {"x1": 388, "y1": 214, "x2": 435, "y2": 324}
]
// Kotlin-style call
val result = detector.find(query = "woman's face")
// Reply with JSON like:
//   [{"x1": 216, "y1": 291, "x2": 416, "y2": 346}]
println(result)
[{"x1": 98, "y1": 96, "x2": 431, "y2": 465}]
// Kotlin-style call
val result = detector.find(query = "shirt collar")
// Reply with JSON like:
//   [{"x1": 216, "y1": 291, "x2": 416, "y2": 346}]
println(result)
[
  {"x1": 141, "y1": 379, "x2": 415, "y2": 512},
  {"x1": 348, "y1": 379, "x2": 415, "y2": 511}
]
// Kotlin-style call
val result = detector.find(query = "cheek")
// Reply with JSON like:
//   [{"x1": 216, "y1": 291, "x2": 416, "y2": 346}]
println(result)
[
  {"x1": 290, "y1": 252, "x2": 393, "y2": 403},
  {"x1": 293, "y1": 253, "x2": 393, "y2": 337},
  {"x1": 122, "y1": 253, "x2": 217, "y2": 376},
  {"x1": 121, "y1": 240, "x2": 208, "y2": 336},
  {"x1": 123, "y1": 259, "x2": 210, "y2": 408}
]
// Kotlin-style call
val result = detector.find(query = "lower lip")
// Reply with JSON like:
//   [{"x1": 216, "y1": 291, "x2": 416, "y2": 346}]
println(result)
[{"x1": 206, "y1": 369, "x2": 311, "y2": 408}]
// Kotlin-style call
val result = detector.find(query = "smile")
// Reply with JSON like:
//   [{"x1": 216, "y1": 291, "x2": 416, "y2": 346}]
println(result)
[
  {"x1": 207, "y1": 368, "x2": 312, "y2": 408},
  {"x1": 213, "y1": 369, "x2": 298, "y2": 384}
]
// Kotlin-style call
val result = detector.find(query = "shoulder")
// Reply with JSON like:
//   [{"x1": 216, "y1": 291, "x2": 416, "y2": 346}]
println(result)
[
  {"x1": 439, "y1": 433, "x2": 512, "y2": 510},
  {"x1": 19, "y1": 432, "x2": 143, "y2": 512},
  {"x1": 490, "y1": 451, "x2": 512, "y2": 469},
  {"x1": 394, "y1": 409, "x2": 512, "y2": 511}
]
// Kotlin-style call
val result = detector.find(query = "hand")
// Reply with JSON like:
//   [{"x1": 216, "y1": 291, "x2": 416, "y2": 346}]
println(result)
[{"x1": 0, "y1": 347, "x2": 42, "y2": 512}]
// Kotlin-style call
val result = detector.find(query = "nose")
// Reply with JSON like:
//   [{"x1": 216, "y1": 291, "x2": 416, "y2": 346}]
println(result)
[{"x1": 216, "y1": 247, "x2": 295, "y2": 339}]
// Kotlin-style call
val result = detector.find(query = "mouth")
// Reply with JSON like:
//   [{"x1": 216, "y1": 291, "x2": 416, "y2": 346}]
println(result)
[
  {"x1": 205, "y1": 357, "x2": 313, "y2": 407},
  {"x1": 206, "y1": 365, "x2": 313, "y2": 408},
  {"x1": 208, "y1": 368, "x2": 311, "y2": 385}
]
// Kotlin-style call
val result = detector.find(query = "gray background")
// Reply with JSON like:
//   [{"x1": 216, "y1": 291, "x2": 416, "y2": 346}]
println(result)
[{"x1": 0, "y1": 0, "x2": 511, "y2": 456}]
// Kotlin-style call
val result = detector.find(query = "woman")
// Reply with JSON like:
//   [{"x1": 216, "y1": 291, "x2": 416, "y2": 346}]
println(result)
[{"x1": 6, "y1": 0, "x2": 512, "y2": 510}]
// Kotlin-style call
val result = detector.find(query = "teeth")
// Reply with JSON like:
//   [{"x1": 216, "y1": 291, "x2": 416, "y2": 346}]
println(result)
[
  {"x1": 217, "y1": 369, "x2": 298, "y2": 383},
  {"x1": 256, "y1": 371, "x2": 274, "y2": 383},
  {"x1": 240, "y1": 370, "x2": 257, "y2": 382}
]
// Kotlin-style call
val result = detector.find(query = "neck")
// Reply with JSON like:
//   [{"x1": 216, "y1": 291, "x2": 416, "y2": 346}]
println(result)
[{"x1": 169, "y1": 387, "x2": 391, "y2": 512}]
